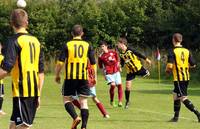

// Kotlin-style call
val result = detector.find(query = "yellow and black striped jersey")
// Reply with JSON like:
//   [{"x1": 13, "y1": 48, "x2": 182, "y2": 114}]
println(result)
[
  {"x1": 0, "y1": 31, "x2": 44, "y2": 97},
  {"x1": 166, "y1": 46, "x2": 195, "y2": 81},
  {"x1": 120, "y1": 48, "x2": 147, "y2": 74},
  {"x1": 58, "y1": 37, "x2": 96, "y2": 80}
]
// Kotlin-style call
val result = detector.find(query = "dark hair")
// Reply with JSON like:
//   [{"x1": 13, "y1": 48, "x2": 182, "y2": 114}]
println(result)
[
  {"x1": 99, "y1": 40, "x2": 108, "y2": 46},
  {"x1": 173, "y1": 33, "x2": 182, "y2": 42},
  {"x1": 10, "y1": 9, "x2": 28, "y2": 29},
  {"x1": 72, "y1": 24, "x2": 83, "y2": 36},
  {"x1": 118, "y1": 37, "x2": 128, "y2": 46}
]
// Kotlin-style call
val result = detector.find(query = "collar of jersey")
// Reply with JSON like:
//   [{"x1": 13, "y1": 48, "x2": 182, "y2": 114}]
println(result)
[
  {"x1": 16, "y1": 28, "x2": 28, "y2": 34},
  {"x1": 174, "y1": 45, "x2": 182, "y2": 48},
  {"x1": 73, "y1": 36, "x2": 82, "y2": 40}
]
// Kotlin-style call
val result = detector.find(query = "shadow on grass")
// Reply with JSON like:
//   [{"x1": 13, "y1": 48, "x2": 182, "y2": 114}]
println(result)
[
  {"x1": 91, "y1": 119, "x2": 164, "y2": 123},
  {"x1": 136, "y1": 89, "x2": 200, "y2": 96}
]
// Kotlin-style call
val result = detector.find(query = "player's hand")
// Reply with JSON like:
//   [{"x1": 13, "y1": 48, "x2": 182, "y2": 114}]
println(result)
[
  {"x1": 55, "y1": 76, "x2": 61, "y2": 84},
  {"x1": 146, "y1": 58, "x2": 151, "y2": 66},
  {"x1": 190, "y1": 65, "x2": 196, "y2": 69},
  {"x1": 36, "y1": 97, "x2": 41, "y2": 110}
]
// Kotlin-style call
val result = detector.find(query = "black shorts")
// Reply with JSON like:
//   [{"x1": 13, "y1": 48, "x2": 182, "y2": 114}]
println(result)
[
  {"x1": 126, "y1": 67, "x2": 150, "y2": 81},
  {"x1": 10, "y1": 97, "x2": 38, "y2": 127},
  {"x1": 62, "y1": 79, "x2": 90, "y2": 97},
  {"x1": 173, "y1": 81, "x2": 189, "y2": 97},
  {"x1": 0, "y1": 84, "x2": 4, "y2": 96}
]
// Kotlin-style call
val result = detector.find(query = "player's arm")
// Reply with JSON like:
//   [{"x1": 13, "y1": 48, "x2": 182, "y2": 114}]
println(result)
[
  {"x1": 38, "y1": 48, "x2": 45, "y2": 94},
  {"x1": 132, "y1": 49, "x2": 151, "y2": 65},
  {"x1": 189, "y1": 52, "x2": 196, "y2": 68},
  {"x1": 55, "y1": 44, "x2": 67, "y2": 84},
  {"x1": 165, "y1": 50, "x2": 174, "y2": 74},
  {"x1": 0, "y1": 38, "x2": 17, "y2": 79}
]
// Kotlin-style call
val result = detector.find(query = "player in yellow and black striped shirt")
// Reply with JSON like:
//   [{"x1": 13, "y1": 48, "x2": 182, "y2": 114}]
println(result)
[
  {"x1": 55, "y1": 25, "x2": 96, "y2": 129},
  {"x1": 0, "y1": 9, "x2": 44, "y2": 129},
  {"x1": 117, "y1": 37, "x2": 151, "y2": 109},
  {"x1": 166, "y1": 33, "x2": 200, "y2": 122}
]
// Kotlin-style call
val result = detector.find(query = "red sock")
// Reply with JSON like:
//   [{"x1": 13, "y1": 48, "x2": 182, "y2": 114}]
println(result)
[
  {"x1": 72, "y1": 99, "x2": 81, "y2": 109},
  {"x1": 96, "y1": 102, "x2": 107, "y2": 116},
  {"x1": 109, "y1": 85, "x2": 115, "y2": 102},
  {"x1": 117, "y1": 84, "x2": 123, "y2": 102}
]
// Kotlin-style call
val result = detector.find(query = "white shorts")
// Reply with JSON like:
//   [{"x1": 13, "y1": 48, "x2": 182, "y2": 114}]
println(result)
[{"x1": 105, "y1": 72, "x2": 122, "y2": 85}]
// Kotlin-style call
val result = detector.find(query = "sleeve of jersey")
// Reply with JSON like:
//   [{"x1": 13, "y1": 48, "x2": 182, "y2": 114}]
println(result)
[
  {"x1": 39, "y1": 48, "x2": 44, "y2": 73},
  {"x1": 58, "y1": 44, "x2": 67, "y2": 65},
  {"x1": 131, "y1": 49, "x2": 147, "y2": 59},
  {"x1": 120, "y1": 56, "x2": 125, "y2": 67},
  {"x1": 166, "y1": 49, "x2": 174, "y2": 68},
  {"x1": 189, "y1": 52, "x2": 196, "y2": 66},
  {"x1": 0, "y1": 38, "x2": 17, "y2": 72},
  {"x1": 88, "y1": 45, "x2": 96, "y2": 65}
]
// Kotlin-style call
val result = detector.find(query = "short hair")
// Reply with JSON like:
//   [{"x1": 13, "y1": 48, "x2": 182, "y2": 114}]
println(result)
[
  {"x1": 10, "y1": 9, "x2": 28, "y2": 29},
  {"x1": 72, "y1": 25, "x2": 83, "y2": 36},
  {"x1": 118, "y1": 37, "x2": 128, "y2": 46},
  {"x1": 99, "y1": 40, "x2": 108, "y2": 46},
  {"x1": 173, "y1": 33, "x2": 182, "y2": 42}
]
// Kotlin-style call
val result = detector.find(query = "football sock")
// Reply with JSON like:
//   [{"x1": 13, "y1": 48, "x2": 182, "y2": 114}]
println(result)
[
  {"x1": 110, "y1": 85, "x2": 115, "y2": 102},
  {"x1": 183, "y1": 99, "x2": 200, "y2": 115},
  {"x1": 64, "y1": 102, "x2": 78, "y2": 119},
  {"x1": 81, "y1": 109, "x2": 89, "y2": 128},
  {"x1": 0, "y1": 97, "x2": 3, "y2": 110},
  {"x1": 174, "y1": 100, "x2": 181, "y2": 118},
  {"x1": 117, "y1": 84, "x2": 123, "y2": 102},
  {"x1": 125, "y1": 90, "x2": 130, "y2": 103},
  {"x1": 96, "y1": 102, "x2": 107, "y2": 116},
  {"x1": 72, "y1": 99, "x2": 81, "y2": 109}
]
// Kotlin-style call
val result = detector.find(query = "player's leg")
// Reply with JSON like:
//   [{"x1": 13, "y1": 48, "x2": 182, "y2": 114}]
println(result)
[
  {"x1": 72, "y1": 96, "x2": 81, "y2": 109},
  {"x1": 179, "y1": 81, "x2": 200, "y2": 122},
  {"x1": 115, "y1": 72, "x2": 123, "y2": 107},
  {"x1": 125, "y1": 80, "x2": 131, "y2": 109},
  {"x1": 16, "y1": 125, "x2": 30, "y2": 129},
  {"x1": 169, "y1": 93, "x2": 181, "y2": 122},
  {"x1": 181, "y1": 96, "x2": 200, "y2": 122},
  {"x1": 169, "y1": 81, "x2": 182, "y2": 122},
  {"x1": 9, "y1": 122, "x2": 16, "y2": 129},
  {"x1": 78, "y1": 80, "x2": 91, "y2": 129},
  {"x1": 124, "y1": 73, "x2": 135, "y2": 109},
  {"x1": 63, "y1": 96, "x2": 80, "y2": 129},
  {"x1": 79, "y1": 96, "x2": 89, "y2": 129},
  {"x1": 109, "y1": 82, "x2": 116, "y2": 106},
  {"x1": 105, "y1": 74, "x2": 116, "y2": 106},
  {"x1": 90, "y1": 86, "x2": 109, "y2": 118},
  {"x1": 62, "y1": 80, "x2": 81, "y2": 129}
]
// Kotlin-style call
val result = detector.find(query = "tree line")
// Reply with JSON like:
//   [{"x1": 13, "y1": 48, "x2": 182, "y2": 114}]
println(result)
[{"x1": 0, "y1": 0, "x2": 200, "y2": 58}]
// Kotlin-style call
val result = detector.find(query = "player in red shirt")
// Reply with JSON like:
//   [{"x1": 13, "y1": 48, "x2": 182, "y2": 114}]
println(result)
[{"x1": 98, "y1": 41, "x2": 123, "y2": 107}]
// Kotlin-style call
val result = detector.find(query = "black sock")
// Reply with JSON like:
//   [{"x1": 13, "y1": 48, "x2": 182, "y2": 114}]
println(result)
[
  {"x1": 0, "y1": 97, "x2": 3, "y2": 110},
  {"x1": 64, "y1": 102, "x2": 78, "y2": 120},
  {"x1": 125, "y1": 90, "x2": 130, "y2": 103},
  {"x1": 183, "y1": 99, "x2": 199, "y2": 116},
  {"x1": 174, "y1": 100, "x2": 181, "y2": 118},
  {"x1": 81, "y1": 109, "x2": 89, "y2": 128}
]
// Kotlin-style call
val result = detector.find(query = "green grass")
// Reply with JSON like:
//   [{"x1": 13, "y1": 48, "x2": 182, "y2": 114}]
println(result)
[{"x1": 1, "y1": 75, "x2": 200, "y2": 129}]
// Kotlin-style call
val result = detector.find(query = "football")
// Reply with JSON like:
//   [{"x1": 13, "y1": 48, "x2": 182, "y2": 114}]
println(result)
[{"x1": 17, "y1": 0, "x2": 27, "y2": 8}]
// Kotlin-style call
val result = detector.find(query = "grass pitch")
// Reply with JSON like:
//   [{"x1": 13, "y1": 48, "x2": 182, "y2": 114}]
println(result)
[{"x1": 1, "y1": 74, "x2": 200, "y2": 129}]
